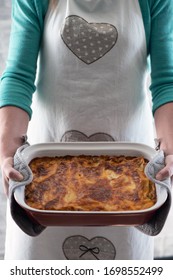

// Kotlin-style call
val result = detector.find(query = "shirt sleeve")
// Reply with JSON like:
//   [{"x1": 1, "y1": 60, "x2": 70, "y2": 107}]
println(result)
[
  {"x1": 149, "y1": 0, "x2": 173, "y2": 114},
  {"x1": 0, "y1": 0, "x2": 49, "y2": 119}
]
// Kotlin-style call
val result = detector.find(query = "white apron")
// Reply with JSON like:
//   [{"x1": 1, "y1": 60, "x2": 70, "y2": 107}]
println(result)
[{"x1": 5, "y1": 0, "x2": 155, "y2": 260}]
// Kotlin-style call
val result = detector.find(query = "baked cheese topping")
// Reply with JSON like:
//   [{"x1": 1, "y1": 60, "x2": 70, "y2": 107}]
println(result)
[{"x1": 25, "y1": 155, "x2": 156, "y2": 211}]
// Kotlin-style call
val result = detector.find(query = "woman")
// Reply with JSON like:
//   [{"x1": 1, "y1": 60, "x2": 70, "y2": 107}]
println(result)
[{"x1": 0, "y1": 0, "x2": 173, "y2": 260}]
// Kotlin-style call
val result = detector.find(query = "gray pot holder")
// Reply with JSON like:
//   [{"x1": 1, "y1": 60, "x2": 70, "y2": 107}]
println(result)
[
  {"x1": 9, "y1": 144, "x2": 46, "y2": 236},
  {"x1": 137, "y1": 150, "x2": 172, "y2": 236},
  {"x1": 9, "y1": 145, "x2": 171, "y2": 237}
]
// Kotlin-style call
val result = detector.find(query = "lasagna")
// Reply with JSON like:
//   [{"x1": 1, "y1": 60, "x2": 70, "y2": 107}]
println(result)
[{"x1": 25, "y1": 155, "x2": 156, "y2": 211}]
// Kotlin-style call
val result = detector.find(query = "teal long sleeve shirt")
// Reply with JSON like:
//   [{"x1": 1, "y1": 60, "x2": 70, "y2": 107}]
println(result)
[{"x1": 0, "y1": 0, "x2": 173, "y2": 119}]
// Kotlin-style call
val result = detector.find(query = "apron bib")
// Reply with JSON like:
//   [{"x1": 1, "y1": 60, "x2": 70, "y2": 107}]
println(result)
[{"x1": 5, "y1": 0, "x2": 154, "y2": 260}]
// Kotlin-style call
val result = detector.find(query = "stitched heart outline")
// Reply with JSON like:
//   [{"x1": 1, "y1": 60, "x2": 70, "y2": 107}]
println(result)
[
  {"x1": 61, "y1": 15, "x2": 118, "y2": 64},
  {"x1": 60, "y1": 130, "x2": 116, "y2": 142},
  {"x1": 62, "y1": 235, "x2": 116, "y2": 260}
]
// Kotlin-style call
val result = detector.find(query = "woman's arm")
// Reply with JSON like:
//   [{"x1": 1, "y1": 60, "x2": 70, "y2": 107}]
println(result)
[
  {"x1": 149, "y1": 0, "x2": 173, "y2": 113},
  {"x1": 0, "y1": 0, "x2": 49, "y2": 118},
  {"x1": 0, "y1": 107, "x2": 29, "y2": 195},
  {"x1": 154, "y1": 103, "x2": 173, "y2": 180},
  {"x1": 0, "y1": 0, "x2": 48, "y2": 194},
  {"x1": 149, "y1": 0, "x2": 173, "y2": 181}
]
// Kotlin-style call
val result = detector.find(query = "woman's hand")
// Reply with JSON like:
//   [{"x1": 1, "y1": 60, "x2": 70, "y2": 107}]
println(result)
[
  {"x1": 0, "y1": 106, "x2": 29, "y2": 196},
  {"x1": 1, "y1": 157, "x2": 24, "y2": 196},
  {"x1": 156, "y1": 154, "x2": 173, "y2": 182},
  {"x1": 154, "y1": 103, "x2": 173, "y2": 184}
]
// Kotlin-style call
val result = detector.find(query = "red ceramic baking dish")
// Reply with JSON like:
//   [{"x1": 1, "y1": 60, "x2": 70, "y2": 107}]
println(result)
[{"x1": 14, "y1": 142, "x2": 167, "y2": 227}]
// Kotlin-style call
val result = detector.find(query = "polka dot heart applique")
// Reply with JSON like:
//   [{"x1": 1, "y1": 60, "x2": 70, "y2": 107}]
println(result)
[
  {"x1": 61, "y1": 15, "x2": 118, "y2": 64},
  {"x1": 62, "y1": 235, "x2": 116, "y2": 260}
]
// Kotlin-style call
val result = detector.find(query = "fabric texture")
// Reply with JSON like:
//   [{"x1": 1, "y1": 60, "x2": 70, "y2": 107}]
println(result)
[{"x1": 9, "y1": 144, "x2": 171, "y2": 237}]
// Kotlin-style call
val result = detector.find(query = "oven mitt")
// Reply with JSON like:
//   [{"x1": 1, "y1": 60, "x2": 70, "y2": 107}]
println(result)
[
  {"x1": 9, "y1": 143, "x2": 46, "y2": 236},
  {"x1": 136, "y1": 150, "x2": 172, "y2": 236}
]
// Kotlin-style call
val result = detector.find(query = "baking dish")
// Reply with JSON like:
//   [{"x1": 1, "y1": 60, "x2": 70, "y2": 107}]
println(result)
[{"x1": 14, "y1": 142, "x2": 167, "y2": 226}]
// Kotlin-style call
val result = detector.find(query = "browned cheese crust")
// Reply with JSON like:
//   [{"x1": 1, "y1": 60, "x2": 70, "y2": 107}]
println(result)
[{"x1": 25, "y1": 155, "x2": 156, "y2": 211}]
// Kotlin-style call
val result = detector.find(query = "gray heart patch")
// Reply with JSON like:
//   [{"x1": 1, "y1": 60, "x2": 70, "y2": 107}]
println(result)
[
  {"x1": 61, "y1": 15, "x2": 118, "y2": 64},
  {"x1": 63, "y1": 235, "x2": 116, "y2": 260},
  {"x1": 60, "y1": 130, "x2": 116, "y2": 142}
]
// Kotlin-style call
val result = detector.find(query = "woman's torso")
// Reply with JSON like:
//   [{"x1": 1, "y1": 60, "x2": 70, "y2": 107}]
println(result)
[
  {"x1": 28, "y1": 0, "x2": 154, "y2": 146},
  {"x1": 6, "y1": 0, "x2": 154, "y2": 261}
]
